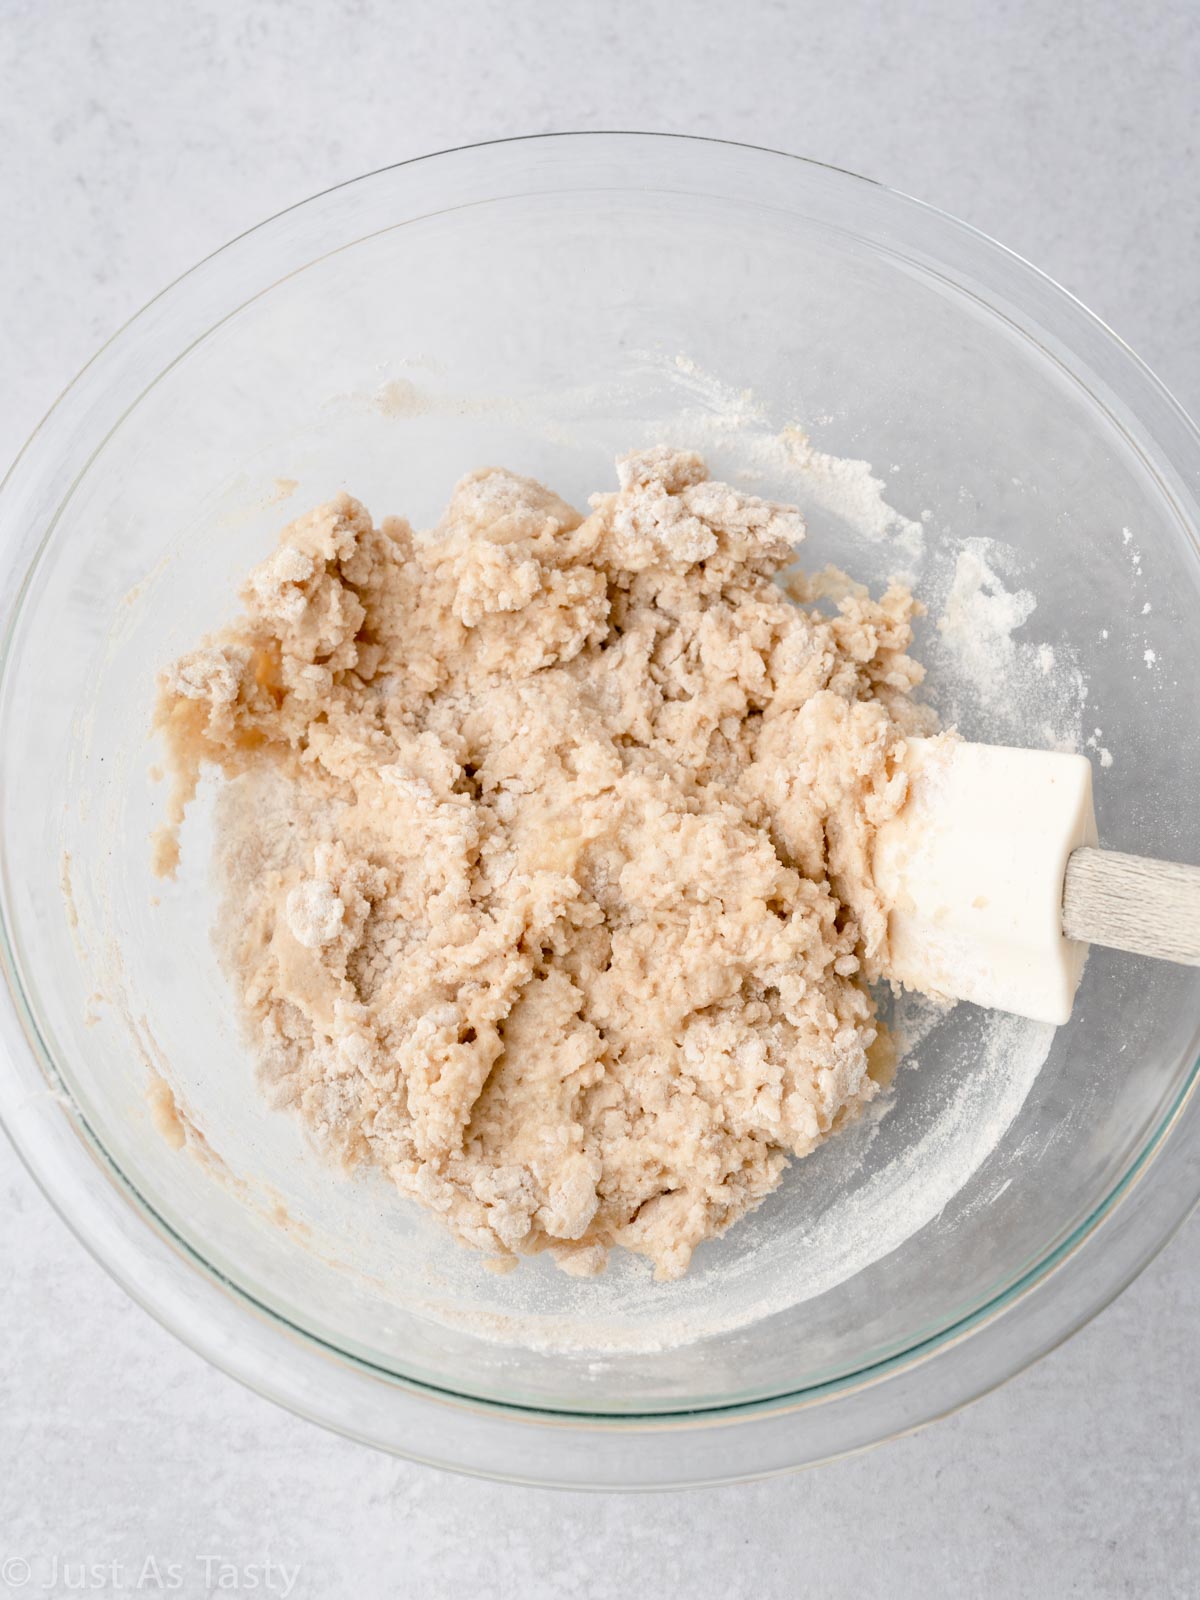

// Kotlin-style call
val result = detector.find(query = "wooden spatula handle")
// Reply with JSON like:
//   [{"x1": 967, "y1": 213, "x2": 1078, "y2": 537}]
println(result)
[{"x1": 1063, "y1": 847, "x2": 1200, "y2": 965}]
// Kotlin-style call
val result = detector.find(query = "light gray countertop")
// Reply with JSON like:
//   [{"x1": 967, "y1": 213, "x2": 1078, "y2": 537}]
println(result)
[{"x1": 1, "y1": 2, "x2": 1197, "y2": 1594}]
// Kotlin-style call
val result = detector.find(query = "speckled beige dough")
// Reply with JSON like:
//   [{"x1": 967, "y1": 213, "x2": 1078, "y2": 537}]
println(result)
[{"x1": 155, "y1": 448, "x2": 936, "y2": 1280}]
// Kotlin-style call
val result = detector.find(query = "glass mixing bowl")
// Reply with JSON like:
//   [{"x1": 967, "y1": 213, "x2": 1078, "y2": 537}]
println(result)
[{"x1": 2, "y1": 134, "x2": 1199, "y2": 1489}]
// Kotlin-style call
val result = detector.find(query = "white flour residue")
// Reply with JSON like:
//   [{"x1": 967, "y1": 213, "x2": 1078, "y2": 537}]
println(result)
[
  {"x1": 645, "y1": 351, "x2": 1086, "y2": 754},
  {"x1": 1118, "y1": 525, "x2": 1162, "y2": 674},
  {"x1": 755, "y1": 1011, "x2": 1056, "y2": 1301},
  {"x1": 630, "y1": 353, "x2": 926, "y2": 566},
  {"x1": 890, "y1": 987, "x2": 956, "y2": 1062},
  {"x1": 1086, "y1": 728, "x2": 1115, "y2": 769},
  {"x1": 774, "y1": 427, "x2": 926, "y2": 564},
  {"x1": 930, "y1": 537, "x2": 1086, "y2": 751}
]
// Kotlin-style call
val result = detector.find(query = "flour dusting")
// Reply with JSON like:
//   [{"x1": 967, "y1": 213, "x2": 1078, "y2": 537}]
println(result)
[
  {"x1": 636, "y1": 355, "x2": 926, "y2": 567},
  {"x1": 774, "y1": 428, "x2": 926, "y2": 564},
  {"x1": 929, "y1": 537, "x2": 1086, "y2": 751}
]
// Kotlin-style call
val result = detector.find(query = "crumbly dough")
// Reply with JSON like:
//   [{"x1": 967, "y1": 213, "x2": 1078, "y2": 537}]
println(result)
[{"x1": 155, "y1": 448, "x2": 935, "y2": 1279}]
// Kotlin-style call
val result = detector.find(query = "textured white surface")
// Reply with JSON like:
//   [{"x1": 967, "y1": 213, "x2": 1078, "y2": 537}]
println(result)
[{"x1": 1, "y1": 1, "x2": 1198, "y2": 1594}]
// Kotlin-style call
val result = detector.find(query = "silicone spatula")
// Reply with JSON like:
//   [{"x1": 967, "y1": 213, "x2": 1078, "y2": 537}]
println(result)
[{"x1": 872, "y1": 738, "x2": 1200, "y2": 1024}]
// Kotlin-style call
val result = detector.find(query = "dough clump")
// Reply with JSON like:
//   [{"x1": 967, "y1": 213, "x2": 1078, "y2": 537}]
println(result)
[{"x1": 156, "y1": 448, "x2": 935, "y2": 1279}]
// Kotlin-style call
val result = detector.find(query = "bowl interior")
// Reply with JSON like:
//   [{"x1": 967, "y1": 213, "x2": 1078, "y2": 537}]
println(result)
[{"x1": 3, "y1": 140, "x2": 1200, "y2": 1415}]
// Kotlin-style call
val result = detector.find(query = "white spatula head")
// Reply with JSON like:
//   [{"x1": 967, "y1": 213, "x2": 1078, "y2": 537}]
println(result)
[{"x1": 873, "y1": 737, "x2": 1098, "y2": 1025}]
